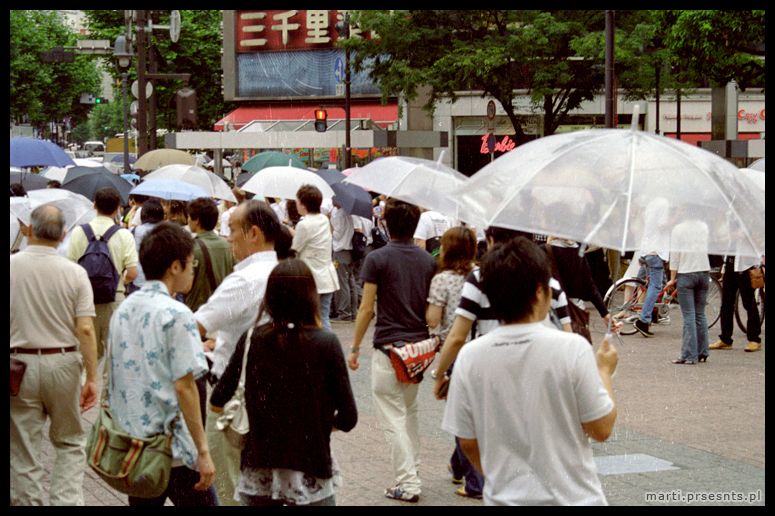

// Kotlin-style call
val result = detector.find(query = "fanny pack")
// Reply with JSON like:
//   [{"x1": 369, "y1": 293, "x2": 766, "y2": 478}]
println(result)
[{"x1": 381, "y1": 335, "x2": 441, "y2": 384}]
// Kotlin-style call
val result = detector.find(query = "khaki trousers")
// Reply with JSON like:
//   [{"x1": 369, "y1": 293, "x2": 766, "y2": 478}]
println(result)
[
  {"x1": 94, "y1": 293, "x2": 124, "y2": 360},
  {"x1": 205, "y1": 409, "x2": 241, "y2": 506},
  {"x1": 10, "y1": 351, "x2": 85, "y2": 506},
  {"x1": 371, "y1": 351, "x2": 422, "y2": 495}
]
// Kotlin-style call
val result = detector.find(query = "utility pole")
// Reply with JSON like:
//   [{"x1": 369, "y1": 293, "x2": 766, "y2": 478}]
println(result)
[
  {"x1": 604, "y1": 10, "x2": 615, "y2": 128},
  {"x1": 136, "y1": 9, "x2": 149, "y2": 156}
]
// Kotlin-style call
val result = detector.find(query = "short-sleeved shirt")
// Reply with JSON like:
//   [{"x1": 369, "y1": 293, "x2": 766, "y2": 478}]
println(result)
[
  {"x1": 195, "y1": 250, "x2": 278, "y2": 379},
  {"x1": 413, "y1": 211, "x2": 453, "y2": 241},
  {"x1": 11, "y1": 245, "x2": 95, "y2": 349},
  {"x1": 185, "y1": 231, "x2": 234, "y2": 312},
  {"x1": 427, "y1": 270, "x2": 467, "y2": 342},
  {"x1": 360, "y1": 240, "x2": 437, "y2": 346},
  {"x1": 67, "y1": 215, "x2": 139, "y2": 296},
  {"x1": 456, "y1": 267, "x2": 571, "y2": 337},
  {"x1": 107, "y1": 280, "x2": 208, "y2": 470},
  {"x1": 442, "y1": 323, "x2": 612, "y2": 505}
]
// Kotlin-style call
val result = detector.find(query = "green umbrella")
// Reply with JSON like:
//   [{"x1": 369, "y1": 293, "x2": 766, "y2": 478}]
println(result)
[{"x1": 241, "y1": 151, "x2": 307, "y2": 174}]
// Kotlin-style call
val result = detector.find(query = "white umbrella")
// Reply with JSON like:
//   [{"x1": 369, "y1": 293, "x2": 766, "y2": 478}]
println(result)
[
  {"x1": 748, "y1": 157, "x2": 765, "y2": 172},
  {"x1": 240, "y1": 165, "x2": 335, "y2": 200},
  {"x1": 143, "y1": 164, "x2": 237, "y2": 202},
  {"x1": 342, "y1": 152, "x2": 468, "y2": 220},
  {"x1": 72, "y1": 158, "x2": 104, "y2": 168},
  {"x1": 130, "y1": 178, "x2": 209, "y2": 201},
  {"x1": 9, "y1": 190, "x2": 96, "y2": 250},
  {"x1": 42, "y1": 166, "x2": 70, "y2": 182},
  {"x1": 454, "y1": 109, "x2": 764, "y2": 258}
]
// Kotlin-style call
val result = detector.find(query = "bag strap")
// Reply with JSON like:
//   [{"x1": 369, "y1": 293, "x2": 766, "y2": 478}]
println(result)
[
  {"x1": 195, "y1": 238, "x2": 218, "y2": 292},
  {"x1": 237, "y1": 326, "x2": 254, "y2": 393}
]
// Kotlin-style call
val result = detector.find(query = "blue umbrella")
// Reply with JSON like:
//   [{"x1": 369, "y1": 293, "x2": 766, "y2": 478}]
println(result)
[
  {"x1": 111, "y1": 155, "x2": 137, "y2": 164},
  {"x1": 331, "y1": 182, "x2": 373, "y2": 218},
  {"x1": 316, "y1": 168, "x2": 346, "y2": 186},
  {"x1": 130, "y1": 178, "x2": 208, "y2": 201},
  {"x1": 10, "y1": 137, "x2": 76, "y2": 168},
  {"x1": 121, "y1": 173, "x2": 141, "y2": 184}
]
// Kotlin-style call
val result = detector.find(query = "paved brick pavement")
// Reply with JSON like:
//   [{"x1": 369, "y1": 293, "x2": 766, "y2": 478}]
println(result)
[{"x1": 30, "y1": 305, "x2": 764, "y2": 506}]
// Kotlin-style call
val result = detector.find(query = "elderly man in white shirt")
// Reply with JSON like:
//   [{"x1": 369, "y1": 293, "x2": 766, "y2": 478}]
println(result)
[
  {"x1": 194, "y1": 199, "x2": 281, "y2": 506},
  {"x1": 292, "y1": 185, "x2": 339, "y2": 330}
]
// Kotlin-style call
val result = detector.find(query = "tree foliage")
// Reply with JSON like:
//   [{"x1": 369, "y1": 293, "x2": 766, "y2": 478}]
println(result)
[
  {"x1": 346, "y1": 10, "x2": 606, "y2": 136},
  {"x1": 83, "y1": 10, "x2": 235, "y2": 133},
  {"x1": 10, "y1": 10, "x2": 101, "y2": 134}
]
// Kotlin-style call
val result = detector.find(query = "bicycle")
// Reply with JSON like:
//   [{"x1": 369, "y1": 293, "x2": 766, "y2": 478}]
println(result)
[
  {"x1": 730, "y1": 265, "x2": 766, "y2": 333},
  {"x1": 605, "y1": 273, "x2": 722, "y2": 336}
]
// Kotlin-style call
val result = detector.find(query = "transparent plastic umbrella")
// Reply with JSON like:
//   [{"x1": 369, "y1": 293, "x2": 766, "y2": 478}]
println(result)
[
  {"x1": 748, "y1": 157, "x2": 765, "y2": 172},
  {"x1": 342, "y1": 152, "x2": 468, "y2": 220},
  {"x1": 143, "y1": 164, "x2": 237, "y2": 202},
  {"x1": 455, "y1": 108, "x2": 764, "y2": 258},
  {"x1": 240, "y1": 166, "x2": 334, "y2": 200},
  {"x1": 10, "y1": 189, "x2": 96, "y2": 249}
]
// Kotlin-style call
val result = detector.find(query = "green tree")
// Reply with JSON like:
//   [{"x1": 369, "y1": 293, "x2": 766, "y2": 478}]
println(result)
[
  {"x1": 10, "y1": 10, "x2": 101, "y2": 136},
  {"x1": 84, "y1": 10, "x2": 235, "y2": 133},
  {"x1": 346, "y1": 10, "x2": 605, "y2": 137}
]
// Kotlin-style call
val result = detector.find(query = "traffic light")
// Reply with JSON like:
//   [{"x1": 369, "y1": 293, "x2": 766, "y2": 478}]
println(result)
[
  {"x1": 314, "y1": 109, "x2": 327, "y2": 132},
  {"x1": 94, "y1": 97, "x2": 108, "y2": 104},
  {"x1": 176, "y1": 88, "x2": 197, "y2": 128}
]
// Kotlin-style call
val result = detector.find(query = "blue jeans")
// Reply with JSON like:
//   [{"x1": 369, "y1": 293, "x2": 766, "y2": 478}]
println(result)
[
  {"x1": 450, "y1": 437, "x2": 483, "y2": 495},
  {"x1": 128, "y1": 466, "x2": 219, "y2": 506},
  {"x1": 639, "y1": 255, "x2": 664, "y2": 324},
  {"x1": 319, "y1": 292, "x2": 333, "y2": 331},
  {"x1": 677, "y1": 272, "x2": 709, "y2": 361}
]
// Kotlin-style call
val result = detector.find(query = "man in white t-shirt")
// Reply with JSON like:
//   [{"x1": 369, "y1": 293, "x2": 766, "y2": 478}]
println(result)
[
  {"x1": 413, "y1": 209, "x2": 453, "y2": 255},
  {"x1": 442, "y1": 236, "x2": 617, "y2": 506}
]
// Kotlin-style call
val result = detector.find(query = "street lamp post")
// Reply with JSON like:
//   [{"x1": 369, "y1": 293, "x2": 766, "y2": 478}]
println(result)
[
  {"x1": 336, "y1": 13, "x2": 352, "y2": 170},
  {"x1": 113, "y1": 34, "x2": 133, "y2": 174}
]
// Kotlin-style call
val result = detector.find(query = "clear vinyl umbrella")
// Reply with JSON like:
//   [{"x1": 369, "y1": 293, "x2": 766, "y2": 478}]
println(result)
[
  {"x1": 10, "y1": 189, "x2": 96, "y2": 250},
  {"x1": 455, "y1": 109, "x2": 764, "y2": 258},
  {"x1": 342, "y1": 152, "x2": 468, "y2": 220},
  {"x1": 240, "y1": 166, "x2": 334, "y2": 200},
  {"x1": 143, "y1": 164, "x2": 237, "y2": 202},
  {"x1": 748, "y1": 157, "x2": 765, "y2": 172}
]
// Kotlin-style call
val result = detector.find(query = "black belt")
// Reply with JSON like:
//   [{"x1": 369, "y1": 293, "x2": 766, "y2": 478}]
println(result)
[{"x1": 11, "y1": 346, "x2": 77, "y2": 355}]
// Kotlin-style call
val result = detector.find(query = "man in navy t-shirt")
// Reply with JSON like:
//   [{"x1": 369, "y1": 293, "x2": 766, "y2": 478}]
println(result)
[{"x1": 347, "y1": 199, "x2": 436, "y2": 503}]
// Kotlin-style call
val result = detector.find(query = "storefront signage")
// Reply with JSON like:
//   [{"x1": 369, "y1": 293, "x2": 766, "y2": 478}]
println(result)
[
  {"x1": 480, "y1": 134, "x2": 516, "y2": 154},
  {"x1": 236, "y1": 10, "x2": 374, "y2": 51},
  {"x1": 663, "y1": 109, "x2": 766, "y2": 125}
]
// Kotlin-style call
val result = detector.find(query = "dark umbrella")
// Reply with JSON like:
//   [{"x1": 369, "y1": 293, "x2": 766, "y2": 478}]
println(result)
[
  {"x1": 62, "y1": 165, "x2": 116, "y2": 183},
  {"x1": 316, "y1": 168, "x2": 346, "y2": 186},
  {"x1": 111, "y1": 155, "x2": 137, "y2": 164},
  {"x1": 10, "y1": 137, "x2": 76, "y2": 168},
  {"x1": 241, "y1": 151, "x2": 307, "y2": 174},
  {"x1": 331, "y1": 182, "x2": 373, "y2": 218},
  {"x1": 10, "y1": 172, "x2": 49, "y2": 191},
  {"x1": 235, "y1": 171, "x2": 257, "y2": 188},
  {"x1": 61, "y1": 169, "x2": 132, "y2": 204}
]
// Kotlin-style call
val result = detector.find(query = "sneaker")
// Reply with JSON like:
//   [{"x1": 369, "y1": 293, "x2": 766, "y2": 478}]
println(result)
[
  {"x1": 653, "y1": 314, "x2": 671, "y2": 325},
  {"x1": 447, "y1": 464, "x2": 463, "y2": 485},
  {"x1": 709, "y1": 340, "x2": 733, "y2": 350},
  {"x1": 385, "y1": 486, "x2": 419, "y2": 503},
  {"x1": 744, "y1": 341, "x2": 762, "y2": 352},
  {"x1": 633, "y1": 319, "x2": 654, "y2": 338},
  {"x1": 455, "y1": 486, "x2": 483, "y2": 499}
]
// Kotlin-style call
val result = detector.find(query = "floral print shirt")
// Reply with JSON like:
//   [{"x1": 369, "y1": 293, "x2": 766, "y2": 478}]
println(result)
[
  {"x1": 427, "y1": 270, "x2": 468, "y2": 341},
  {"x1": 107, "y1": 280, "x2": 208, "y2": 470}
]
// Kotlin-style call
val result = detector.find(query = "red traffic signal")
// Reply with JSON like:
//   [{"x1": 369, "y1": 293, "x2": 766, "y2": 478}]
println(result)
[{"x1": 314, "y1": 109, "x2": 327, "y2": 132}]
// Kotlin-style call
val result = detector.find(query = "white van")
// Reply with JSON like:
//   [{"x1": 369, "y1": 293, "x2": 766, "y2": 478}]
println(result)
[{"x1": 83, "y1": 141, "x2": 106, "y2": 158}]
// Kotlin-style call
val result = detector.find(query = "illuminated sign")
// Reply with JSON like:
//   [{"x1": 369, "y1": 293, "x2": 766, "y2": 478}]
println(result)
[{"x1": 480, "y1": 134, "x2": 516, "y2": 154}]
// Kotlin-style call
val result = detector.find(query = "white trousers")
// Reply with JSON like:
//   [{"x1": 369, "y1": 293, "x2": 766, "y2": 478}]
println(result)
[{"x1": 370, "y1": 351, "x2": 422, "y2": 495}]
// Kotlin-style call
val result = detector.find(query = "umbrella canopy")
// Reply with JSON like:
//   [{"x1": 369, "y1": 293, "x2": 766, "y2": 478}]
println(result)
[
  {"x1": 72, "y1": 158, "x2": 104, "y2": 168},
  {"x1": 241, "y1": 151, "x2": 307, "y2": 174},
  {"x1": 343, "y1": 154, "x2": 469, "y2": 220},
  {"x1": 10, "y1": 172, "x2": 49, "y2": 191},
  {"x1": 41, "y1": 166, "x2": 71, "y2": 182},
  {"x1": 121, "y1": 173, "x2": 141, "y2": 185},
  {"x1": 130, "y1": 178, "x2": 208, "y2": 201},
  {"x1": 111, "y1": 154, "x2": 137, "y2": 164},
  {"x1": 134, "y1": 149, "x2": 195, "y2": 173},
  {"x1": 10, "y1": 190, "x2": 96, "y2": 251},
  {"x1": 316, "y1": 168, "x2": 346, "y2": 186},
  {"x1": 61, "y1": 169, "x2": 132, "y2": 204},
  {"x1": 62, "y1": 165, "x2": 116, "y2": 184},
  {"x1": 240, "y1": 166, "x2": 335, "y2": 200},
  {"x1": 454, "y1": 122, "x2": 765, "y2": 258},
  {"x1": 331, "y1": 181, "x2": 373, "y2": 218},
  {"x1": 10, "y1": 137, "x2": 76, "y2": 168},
  {"x1": 235, "y1": 171, "x2": 258, "y2": 188},
  {"x1": 143, "y1": 164, "x2": 237, "y2": 202},
  {"x1": 748, "y1": 157, "x2": 765, "y2": 172}
]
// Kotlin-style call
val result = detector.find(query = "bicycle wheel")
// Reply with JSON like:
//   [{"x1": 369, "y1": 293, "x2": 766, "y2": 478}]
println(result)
[
  {"x1": 735, "y1": 287, "x2": 766, "y2": 333},
  {"x1": 605, "y1": 278, "x2": 646, "y2": 336},
  {"x1": 705, "y1": 276, "x2": 722, "y2": 329}
]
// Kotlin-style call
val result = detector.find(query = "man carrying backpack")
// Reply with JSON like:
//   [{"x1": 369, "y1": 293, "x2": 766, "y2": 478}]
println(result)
[{"x1": 67, "y1": 187, "x2": 138, "y2": 360}]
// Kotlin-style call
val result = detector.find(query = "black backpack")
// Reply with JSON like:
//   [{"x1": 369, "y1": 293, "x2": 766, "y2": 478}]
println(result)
[
  {"x1": 78, "y1": 224, "x2": 121, "y2": 304},
  {"x1": 371, "y1": 222, "x2": 389, "y2": 250},
  {"x1": 351, "y1": 231, "x2": 368, "y2": 261}
]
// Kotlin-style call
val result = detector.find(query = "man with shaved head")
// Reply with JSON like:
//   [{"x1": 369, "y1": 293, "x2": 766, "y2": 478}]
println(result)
[{"x1": 11, "y1": 205, "x2": 99, "y2": 505}]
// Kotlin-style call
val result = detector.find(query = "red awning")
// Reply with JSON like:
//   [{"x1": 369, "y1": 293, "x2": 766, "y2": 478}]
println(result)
[{"x1": 214, "y1": 101, "x2": 399, "y2": 131}]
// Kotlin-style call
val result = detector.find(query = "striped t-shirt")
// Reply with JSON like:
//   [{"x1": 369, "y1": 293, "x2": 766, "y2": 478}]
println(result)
[{"x1": 455, "y1": 267, "x2": 571, "y2": 338}]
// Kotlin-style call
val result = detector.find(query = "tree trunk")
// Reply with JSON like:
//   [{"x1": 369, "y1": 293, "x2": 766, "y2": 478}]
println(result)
[{"x1": 500, "y1": 100, "x2": 526, "y2": 141}]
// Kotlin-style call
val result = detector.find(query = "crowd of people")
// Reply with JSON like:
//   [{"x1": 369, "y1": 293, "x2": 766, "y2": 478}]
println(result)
[{"x1": 9, "y1": 173, "x2": 763, "y2": 506}]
